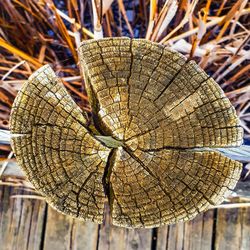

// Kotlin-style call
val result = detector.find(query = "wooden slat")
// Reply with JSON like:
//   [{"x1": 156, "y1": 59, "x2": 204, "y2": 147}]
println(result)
[
  {"x1": 43, "y1": 206, "x2": 99, "y2": 250},
  {"x1": 241, "y1": 207, "x2": 250, "y2": 249},
  {"x1": 43, "y1": 206, "x2": 75, "y2": 250},
  {"x1": 125, "y1": 228, "x2": 152, "y2": 250},
  {"x1": 156, "y1": 226, "x2": 169, "y2": 250},
  {"x1": 215, "y1": 204, "x2": 250, "y2": 249},
  {"x1": 200, "y1": 209, "x2": 215, "y2": 249},
  {"x1": 0, "y1": 186, "x2": 46, "y2": 250},
  {"x1": 1, "y1": 184, "x2": 250, "y2": 249},
  {"x1": 28, "y1": 201, "x2": 47, "y2": 250},
  {"x1": 97, "y1": 206, "x2": 152, "y2": 250},
  {"x1": 215, "y1": 208, "x2": 242, "y2": 249},
  {"x1": 166, "y1": 222, "x2": 185, "y2": 250},
  {"x1": 0, "y1": 185, "x2": 13, "y2": 249},
  {"x1": 97, "y1": 209, "x2": 128, "y2": 250},
  {"x1": 183, "y1": 210, "x2": 214, "y2": 250},
  {"x1": 73, "y1": 219, "x2": 99, "y2": 250},
  {"x1": 8, "y1": 194, "x2": 32, "y2": 249}
]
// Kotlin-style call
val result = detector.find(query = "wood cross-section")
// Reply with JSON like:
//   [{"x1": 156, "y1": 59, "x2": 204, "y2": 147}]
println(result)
[{"x1": 10, "y1": 38, "x2": 243, "y2": 228}]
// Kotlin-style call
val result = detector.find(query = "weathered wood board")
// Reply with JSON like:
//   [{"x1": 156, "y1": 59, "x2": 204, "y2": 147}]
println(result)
[{"x1": 1, "y1": 184, "x2": 250, "y2": 250}]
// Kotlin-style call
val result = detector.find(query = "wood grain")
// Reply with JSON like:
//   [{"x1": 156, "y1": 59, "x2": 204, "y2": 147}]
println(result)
[
  {"x1": 1, "y1": 185, "x2": 250, "y2": 249},
  {"x1": 9, "y1": 37, "x2": 243, "y2": 228}
]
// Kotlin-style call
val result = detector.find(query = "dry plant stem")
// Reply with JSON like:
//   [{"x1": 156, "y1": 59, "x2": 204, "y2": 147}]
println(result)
[
  {"x1": 150, "y1": 0, "x2": 178, "y2": 42},
  {"x1": 215, "y1": 52, "x2": 250, "y2": 83},
  {"x1": 117, "y1": 0, "x2": 134, "y2": 37},
  {"x1": 226, "y1": 85, "x2": 250, "y2": 98},
  {"x1": 234, "y1": 34, "x2": 250, "y2": 55},
  {"x1": 150, "y1": 1, "x2": 169, "y2": 41},
  {"x1": 0, "y1": 180, "x2": 30, "y2": 187},
  {"x1": 145, "y1": 0, "x2": 157, "y2": 40},
  {"x1": 62, "y1": 80, "x2": 88, "y2": 101},
  {"x1": 229, "y1": 0, "x2": 248, "y2": 36},
  {"x1": 215, "y1": 0, "x2": 244, "y2": 42},
  {"x1": 159, "y1": 0, "x2": 199, "y2": 44},
  {"x1": 211, "y1": 203, "x2": 250, "y2": 209},
  {"x1": 10, "y1": 194, "x2": 44, "y2": 200},
  {"x1": 48, "y1": 2, "x2": 78, "y2": 62},
  {"x1": 56, "y1": 8, "x2": 94, "y2": 38},
  {"x1": 0, "y1": 38, "x2": 42, "y2": 68},
  {"x1": 213, "y1": 34, "x2": 250, "y2": 81},
  {"x1": 204, "y1": 0, "x2": 212, "y2": 17},
  {"x1": 105, "y1": 10, "x2": 112, "y2": 37},
  {"x1": 241, "y1": 123, "x2": 250, "y2": 135},
  {"x1": 239, "y1": 102, "x2": 250, "y2": 117},
  {"x1": 102, "y1": 0, "x2": 114, "y2": 14},
  {"x1": 162, "y1": 8, "x2": 250, "y2": 44},
  {"x1": 189, "y1": 9, "x2": 207, "y2": 59},
  {"x1": 225, "y1": 64, "x2": 250, "y2": 86},
  {"x1": 156, "y1": 0, "x2": 178, "y2": 41},
  {"x1": 216, "y1": 0, "x2": 228, "y2": 16},
  {"x1": 38, "y1": 45, "x2": 46, "y2": 63},
  {"x1": 92, "y1": 0, "x2": 104, "y2": 39},
  {"x1": 12, "y1": 0, "x2": 41, "y2": 19},
  {"x1": 0, "y1": 151, "x2": 14, "y2": 177},
  {"x1": 1, "y1": 61, "x2": 26, "y2": 81}
]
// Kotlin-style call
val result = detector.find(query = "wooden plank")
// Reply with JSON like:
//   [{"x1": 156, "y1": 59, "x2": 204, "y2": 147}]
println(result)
[
  {"x1": 0, "y1": 184, "x2": 5, "y2": 236},
  {"x1": 166, "y1": 222, "x2": 184, "y2": 250},
  {"x1": 156, "y1": 226, "x2": 169, "y2": 250},
  {"x1": 0, "y1": 185, "x2": 46, "y2": 250},
  {"x1": 97, "y1": 208, "x2": 113, "y2": 249},
  {"x1": 241, "y1": 207, "x2": 250, "y2": 249},
  {"x1": 44, "y1": 206, "x2": 99, "y2": 250},
  {"x1": 108, "y1": 226, "x2": 127, "y2": 249},
  {"x1": 2, "y1": 183, "x2": 250, "y2": 250},
  {"x1": 125, "y1": 228, "x2": 152, "y2": 250},
  {"x1": 28, "y1": 200, "x2": 47, "y2": 250},
  {"x1": 97, "y1": 206, "x2": 152, "y2": 250},
  {"x1": 200, "y1": 209, "x2": 214, "y2": 249},
  {"x1": 183, "y1": 210, "x2": 214, "y2": 250},
  {"x1": 98, "y1": 221, "x2": 128, "y2": 250},
  {"x1": 43, "y1": 206, "x2": 74, "y2": 250},
  {"x1": 98, "y1": 223, "x2": 128, "y2": 249},
  {"x1": 215, "y1": 207, "x2": 242, "y2": 249},
  {"x1": 73, "y1": 219, "x2": 99, "y2": 250},
  {"x1": 0, "y1": 185, "x2": 13, "y2": 250},
  {"x1": 9, "y1": 195, "x2": 34, "y2": 249},
  {"x1": 183, "y1": 214, "x2": 204, "y2": 250}
]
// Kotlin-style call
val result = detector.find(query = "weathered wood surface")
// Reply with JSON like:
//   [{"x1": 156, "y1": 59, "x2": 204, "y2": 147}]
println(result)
[
  {"x1": 1, "y1": 160, "x2": 250, "y2": 198},
  {"x1": 1, "y1": 184, "x2": 250, "y2": 250}
]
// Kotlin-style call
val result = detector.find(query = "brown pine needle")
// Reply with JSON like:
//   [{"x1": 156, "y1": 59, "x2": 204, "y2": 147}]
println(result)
[{"x1": 0, "y1": 38, "x2": 42, "y2": 68}]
